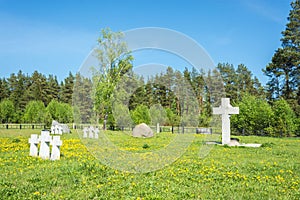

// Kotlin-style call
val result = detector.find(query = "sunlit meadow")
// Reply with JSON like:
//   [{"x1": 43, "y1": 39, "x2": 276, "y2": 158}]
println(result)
[{"x1": 0, "y1": 129, "x2": 299, "y2": 199}]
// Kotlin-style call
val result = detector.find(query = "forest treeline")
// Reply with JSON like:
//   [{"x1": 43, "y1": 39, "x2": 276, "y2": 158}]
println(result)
[{"x1": 0, "y1": 63, "x2": 299, "y2": 137}]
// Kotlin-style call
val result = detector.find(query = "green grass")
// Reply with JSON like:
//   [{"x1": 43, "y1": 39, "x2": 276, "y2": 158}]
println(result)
[{"x1": 0, "y1": 129, "x2": 299, "y2": 199}]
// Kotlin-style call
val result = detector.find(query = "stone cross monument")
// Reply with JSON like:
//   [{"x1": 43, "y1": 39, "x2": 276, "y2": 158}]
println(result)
[{"x1": 213, "y1": 98, "x2": 239, "y2": 145}]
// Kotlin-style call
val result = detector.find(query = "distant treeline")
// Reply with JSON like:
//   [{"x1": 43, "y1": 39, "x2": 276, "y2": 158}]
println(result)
[
  {"x1": 0, "y1": 71, "x2": 85, "y2": 125},
  {"x1": 0, "y1": 63, "x2": 299, "y2": 137}
]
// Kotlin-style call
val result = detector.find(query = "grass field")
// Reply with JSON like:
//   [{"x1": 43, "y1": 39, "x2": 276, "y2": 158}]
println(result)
[{"x1": 0, "y1": 129, "x2": 300, "y2": 199}]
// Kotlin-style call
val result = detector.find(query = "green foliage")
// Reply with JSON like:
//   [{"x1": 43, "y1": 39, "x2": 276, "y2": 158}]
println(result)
[
  {"x1": 149, "y1": 104, "x2": 167, "y2": 126},
  {"x1": 112, "y1": 102, "x2": 132, "y2": 128},
  {"x1": 93, "y1": 28, "x2": 133, "y2": 123},
  {"x1": 217, "y1": 63, "x2": 265, "y2": 102},
  {"x1": 72, "y1": 73, "x2": 93, "y2": 124},
  {"x1": 46, "y1": 99, "x2": 73, "y2": 123},
  {"x1": 7, "y1": 71, "x2": 29, "y2": 113},
  {"x1": 0, "y1": 70, "x2": 78, "y2": 123},
  {"x1": 26, "y1": 71, "x2": 48, "y2": 104},
  {"x1": 0, "y1": 78, "x2": 10, "y2": 101},
  {"x1": 23, "y1": 101, "x2": 47, "y2": 123},
  {"x1": 272, "y1": 99, "x2": 297, "y2": 136},
  {"x1": 295, "y1": 117, "x2": 300, "y2": 136},
  {"x1": 198, "y1": 106, "x2": 211, "y2": 127},
  {"x1": 60, "y1": 72, "x2": 74, "y2": 104},
  {"x1": 165, "y1": 108, "x2": 180, "y2": 126},
  {"x1": 231, "y1": 94, "x2": 274, "y2": 135},
  {"x1": 0, "y1": 99, "x2": 15, "y2": 123},
  {"x1": 131, "y1": 105, "x2": 151, "y2": 125}
]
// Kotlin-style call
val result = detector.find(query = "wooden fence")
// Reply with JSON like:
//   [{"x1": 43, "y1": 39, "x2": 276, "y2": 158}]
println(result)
[{"x1": 0, "y1": 124, "x2": 47, "y2": 130}]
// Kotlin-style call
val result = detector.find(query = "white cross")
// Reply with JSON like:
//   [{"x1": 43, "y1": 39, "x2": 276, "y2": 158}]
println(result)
[
  {"x1": 94, "y1": 128, "x2": 99, "y2": 139},
  {"x1": 51, "y1": 126, "x2": 56, "y2": 134},
  {"x1": 28, "y1": 134, "x2": 39, "y2": 157},
  {"x1": 38, "y1": 130, "x2": 51, "y2": 159},
  {"x1": 83, "y1": 127, "x2": 88, "y2": 138},
  {"x1": 56, "y1": 125, "x2": 63, "y2": 135},
  {"x1": 50, "y1": 136, "x2": 62, "y2": 160},
  {"x1": 89, "y1": 126, "x2": 94, "y2": 138},
  {"x1": 213, "y1": 98, "x2": 239, "y2": 145}
]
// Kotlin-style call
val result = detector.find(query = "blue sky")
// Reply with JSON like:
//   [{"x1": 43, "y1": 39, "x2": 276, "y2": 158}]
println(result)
[{"x1": 0, "y1": 0, "x2": 291, "y2": 84}]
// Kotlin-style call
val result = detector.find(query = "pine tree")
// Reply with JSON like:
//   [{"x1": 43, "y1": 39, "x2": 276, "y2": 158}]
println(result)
[
  {"x1": 217, "y1": 63, "x2": 238, "y2": 101},
  {"x1": 236, "y1": 64, "x2": 256, "y2": 98},
  {"x1": 60, "y1": 72, "x2": 74, "y2": 104},
  {"x1": 45, "y1": 75, "x2": 60, "y2": 104},
  {"x1": 72, "y1": 73, "x2": 93, "y2": 123},
  {"x1": 264, "y1": 0, "x2": 300, "y2": 101},
  {"x1": 0, "y1": 78, "x2": 10, "y2": 101},
  {"x1": 8, "y1": 71, "x2": 29, "y2": 113},
  {"x1": 26, "y1": 71, "x2": 48, "y2": 105}
]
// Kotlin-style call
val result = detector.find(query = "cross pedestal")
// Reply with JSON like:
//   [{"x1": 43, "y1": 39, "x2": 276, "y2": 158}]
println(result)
[{"x1": 213, "y1": 98, "x2": 239, "y2": 145}]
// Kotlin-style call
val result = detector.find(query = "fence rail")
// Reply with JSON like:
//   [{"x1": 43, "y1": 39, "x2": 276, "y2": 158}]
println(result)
[{"x1": 0, "y1": 124, "x2": 46, "y2": 130}]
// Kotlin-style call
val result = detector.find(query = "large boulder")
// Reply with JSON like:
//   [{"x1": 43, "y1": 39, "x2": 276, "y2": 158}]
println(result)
[{"x1": 132, "y1": 123, "x2": 154, "y2": 138}]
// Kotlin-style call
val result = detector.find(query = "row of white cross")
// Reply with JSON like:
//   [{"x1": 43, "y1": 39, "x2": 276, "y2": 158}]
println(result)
[
  {"x1": 28, "y1": 130, "x2": 62, "y2": 160},
  {"x1": 83, "y1": 126, "x2": 99, "y2": 139},
  {"x1": 51, "y1": 125, "x2": 64, "y2": 135}
]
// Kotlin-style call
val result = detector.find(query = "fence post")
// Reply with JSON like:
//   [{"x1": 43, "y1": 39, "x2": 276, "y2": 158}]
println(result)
[
  {"x1": 20, "y1": 124, "x2": 22, "y2": 129},
  {"x1": 6, "y1": 124, "x2": 8, "y2": 129}
]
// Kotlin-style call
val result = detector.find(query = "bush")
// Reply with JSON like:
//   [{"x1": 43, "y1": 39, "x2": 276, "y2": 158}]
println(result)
[
  {"x1": 0, "y1": 99, "x2": 15, "y2": 123},
  {"x1": 130, "y1": 105, "x2": 151, "y2": 125},
  {"x1": 272, "y1": 99, "x2": 297, "y2": 137},
  {"x1": 23, "y1": 101, "x2": 46, "y2": 123},
  {"x1": 46, "y1": 99, "x2": 73, "y2": 123},
  {"x1": 231, "y1": 94, "x2": 274, "y2": 136}
]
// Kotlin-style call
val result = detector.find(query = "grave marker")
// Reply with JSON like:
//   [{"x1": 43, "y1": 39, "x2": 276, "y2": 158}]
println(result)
[
  {"x1": 83, "y1": 127, "x2": 88, "y2": 138},
  {"x1": 38, "y1": 130, "x2": 51, "y2": 159},
  {"x1": 213, "y1": 98, "x2": 239, "y2": 145},
  {"x1": 28, "y1": 134, "x2": 39, "y2": 157},
  {"x1": 89, "y1": 126, "x2": 94, "y2": 138},
  {"x1": 51, "y1": 125, "x2": 56, "y2": 134},
  {"x1": 94, "y1": 128, "x2": 99, "y2": 139},
  {"x1": 50, "y1": 136, "x2": 62, "y2": 160}
]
